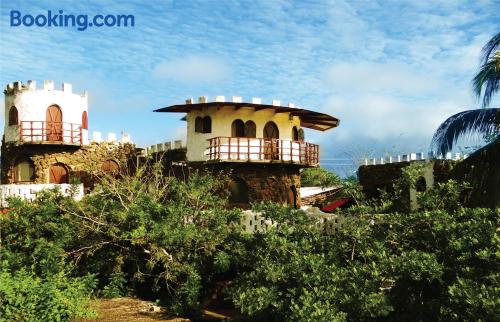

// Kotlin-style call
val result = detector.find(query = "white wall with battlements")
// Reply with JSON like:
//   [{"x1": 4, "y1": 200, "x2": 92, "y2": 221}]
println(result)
[
  {"x1": 0, "y1": 183, "x2": 84, "y2": 207},
  {"x1": 4, "y1": 80, "x2": 89, "y2": 144}
]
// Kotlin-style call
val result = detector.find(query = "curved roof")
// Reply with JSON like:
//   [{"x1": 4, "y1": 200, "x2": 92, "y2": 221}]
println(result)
[{"x1": 154, "y1": 101, "x2": 340, "y2": 131}]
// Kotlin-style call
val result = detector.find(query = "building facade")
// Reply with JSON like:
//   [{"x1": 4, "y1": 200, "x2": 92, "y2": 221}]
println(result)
[
  {"x1": 155, "y1": 96, "x2": 340, "y2": 208},
  {"x1": 1, "y1": 80, "x2": 137, "y2": 192}
]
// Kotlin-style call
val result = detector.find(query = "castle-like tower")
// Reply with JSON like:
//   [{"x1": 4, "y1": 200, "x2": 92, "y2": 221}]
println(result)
[
  {"x1": 4, "y1": 80, "x2": 89, "y2": 146},
  {"x1": 155, "y1": 96, "x2": 339, "y2": 208},
  {"x1": 1, "y1": 80, "x2": 134, "y2": 187}
]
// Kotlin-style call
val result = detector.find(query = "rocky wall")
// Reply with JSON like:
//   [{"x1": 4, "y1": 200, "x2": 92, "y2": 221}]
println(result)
[
  {"x1": 450, "y1": 140, "x2": 500, "y2": 208},
  {"x1": 187, "y1": 162, "x2": 302, "y2": 208},
  {"x1": 1, "y1": 140, "x2": 138, "y2": 189}
]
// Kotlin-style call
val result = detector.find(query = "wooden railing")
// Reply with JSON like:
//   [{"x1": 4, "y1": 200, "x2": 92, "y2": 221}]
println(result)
[
  {"x1": 206, "y1": 137, "x2": 319, "y2": 165},
  {"x1": 19, "y1": 121, "x2": 82, "y2": 144}
]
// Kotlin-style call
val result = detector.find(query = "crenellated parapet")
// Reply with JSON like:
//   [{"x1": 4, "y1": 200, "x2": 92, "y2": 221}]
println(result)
[
  {"x1": 183, "y1": 96, "x2": 298, "y2": 108},
  {"x1": 4, "y1": 80, "x2": 87, "y2": 97}
]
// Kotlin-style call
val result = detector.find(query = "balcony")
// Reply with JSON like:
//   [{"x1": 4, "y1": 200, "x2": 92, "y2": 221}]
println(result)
[
  {"x1": 19, "y1": 121, "x2": 83, "y2": 145},
  {"x1": 206, "y1": 137, "x2": 319, "y2": 166}
]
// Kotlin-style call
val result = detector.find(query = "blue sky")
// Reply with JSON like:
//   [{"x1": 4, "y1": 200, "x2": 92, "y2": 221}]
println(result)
[{"x1": 1, "y1": 0, "x2": 498, "y2": 163}]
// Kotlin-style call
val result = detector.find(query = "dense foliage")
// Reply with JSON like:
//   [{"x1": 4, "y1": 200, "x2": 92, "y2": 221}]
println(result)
[
  {"x1": 301, "y1": 167, "x2": 341, "y2": 187},
  {"x1": 0, "y1": 164, "x2": 244, "y2": 319},
  {"x1": 229, "y1": 167, "x2": 499, "y2": 321},
  {"x1": 229, "y1": 204, "x2": 499, "y2": 321},
  {"x1": 1, "y1": 163, "x2": 498, "y2": 321}
]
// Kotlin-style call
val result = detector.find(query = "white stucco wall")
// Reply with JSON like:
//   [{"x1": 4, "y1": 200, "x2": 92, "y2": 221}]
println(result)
[
  {"x1": 186, "y1": 105, "x2": 302, "y2": 161},
  {"x1": 0, "y1": 183, "x2": 84, "y2": 207},
  {"x1": 4, "y1": 81, "x2": 89, "y2": 144}
]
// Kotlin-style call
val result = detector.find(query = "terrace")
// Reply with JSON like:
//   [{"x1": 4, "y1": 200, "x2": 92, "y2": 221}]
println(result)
[{"x1": 206, "y1": 136, "x2": 319, "y2": 166}]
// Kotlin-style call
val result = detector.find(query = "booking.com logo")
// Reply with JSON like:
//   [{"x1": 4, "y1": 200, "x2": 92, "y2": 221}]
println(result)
[{"x1": 10, "y1": 10, "x2": 135, "y2": 31}]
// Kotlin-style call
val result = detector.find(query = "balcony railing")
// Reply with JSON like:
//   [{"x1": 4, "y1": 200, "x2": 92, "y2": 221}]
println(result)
[
  {"x1": 206, "y1": 137, "x2": 319, "y2": 165},
  {"x1": 19, "y1": 121, "x2": 83, "y2": 144}
]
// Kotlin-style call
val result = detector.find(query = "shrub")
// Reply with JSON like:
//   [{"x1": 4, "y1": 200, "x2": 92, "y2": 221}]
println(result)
[
  {"x1": 301, "y1": 168, "x2": 341, "y2": 187},
  {"x1": 0, "y1": 268, "x2": 96, "y2": 321},
  {"x1": 229, "y1": 187, "x2": 499, "y2": 321}
]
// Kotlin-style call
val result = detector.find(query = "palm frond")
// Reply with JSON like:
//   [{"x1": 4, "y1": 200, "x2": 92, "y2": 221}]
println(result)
[
  {"x1": 431, "y1": 108, "x2": 499, "y2": 156},
  {"x1": 472, "y1": 57, "x2": 500, "y2": 107},
  {"x1": 480, "y1": 32, "x2": 500, "y2": 64}
]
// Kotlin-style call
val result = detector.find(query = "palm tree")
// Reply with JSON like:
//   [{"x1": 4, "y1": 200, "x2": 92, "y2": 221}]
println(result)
[{"x1": 431, "y1": 32, "x2": 500, "y2": 156}]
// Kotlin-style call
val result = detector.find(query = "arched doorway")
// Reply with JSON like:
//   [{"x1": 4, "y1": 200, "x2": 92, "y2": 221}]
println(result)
[
  {"x1": 263, "y1": 121, "x2": 279, "y2": 160},
  {"x1": 49, "y1": 163, "x2": 68, "y2": 184},
  {"x1": 46, "y1": 105, "x2": 63, "y2": 141},
  {"x1": 228, "y1": 178, "x2": 249, "y2": 204},
  {"x1": 292, "y1": 126, "x2": 299, "y2": 141},
  {"x1": 287, "y1": 185, "x2": 297, "y2": 208},
  {"x1": 101, "y1": 159, "x2": 120, "y2": 174}
]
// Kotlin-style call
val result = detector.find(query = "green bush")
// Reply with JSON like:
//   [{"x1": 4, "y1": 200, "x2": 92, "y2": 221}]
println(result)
[
  {"x1": 301, "y1": 168, "x2": 341, "y2": 187},
  {"x1": 229, "y1": 186, "x2": 499, "y2": 321},
  {"x1": 2, "y1": 161, "x2": 497, "y2": 321},
  {"x1": 0, "y1": 164, "x2": 245, "y2": 317},
  {"x1": 0, "y1": 268, "x2": 96, "y2": 321}
]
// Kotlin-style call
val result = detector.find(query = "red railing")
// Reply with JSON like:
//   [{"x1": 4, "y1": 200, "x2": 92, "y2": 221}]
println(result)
[
  {"x1": 207, "y1": 137, "x2": 319, "y2": 165},
  {"x1": 19, "y1": 121, "x2": 83, "y2": 144}
]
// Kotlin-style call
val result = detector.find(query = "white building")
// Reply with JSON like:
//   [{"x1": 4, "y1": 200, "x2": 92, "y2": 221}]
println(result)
[{"x1": 4, "y1": 80, "x2": 89, "y2": 145}]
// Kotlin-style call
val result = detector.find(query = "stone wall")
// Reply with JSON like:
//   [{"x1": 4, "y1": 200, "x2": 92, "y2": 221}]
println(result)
[
  {"x1": 1, "y1": 140, "x2": 138, "y2": 189},
  {"x1": 450, "y1": 140, "x2": 500, "y2": 208},
  {"x1": 358, "y1": 150, "x2": 500, "y2": 210},
  {"x1": 175, "y1": 162, "x2": 302, "y2": 208},
  {"x1": 358, "y1": 160, "x2": 455, "y2": 199}
]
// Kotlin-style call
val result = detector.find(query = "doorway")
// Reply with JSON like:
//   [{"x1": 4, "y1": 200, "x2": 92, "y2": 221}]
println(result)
[
  {"x1": 263, "y1": 121, "x2": 279, "y2": 160},
  {"x1": 49, "y1": 163, "x2": 68, "y2": 184},
  {"x1": 46, "y1": 105, "x2": 63, "y2": 141}
]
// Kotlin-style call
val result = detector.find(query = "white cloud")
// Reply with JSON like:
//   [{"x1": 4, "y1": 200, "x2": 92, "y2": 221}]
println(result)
[
  {"x1": 324, "y1": 61, "x2": 444, "y2": 96},
  {"x1": 153, "y1": 56, "x2": 231, "y2": 83}
]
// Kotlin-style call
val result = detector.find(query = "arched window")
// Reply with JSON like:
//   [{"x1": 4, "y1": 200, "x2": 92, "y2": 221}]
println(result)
[
  {"x1": 101, "y1": 159, "x2": 119, "y2": 174},
  {"x1": 8, "y1": 106, "x2": 18, "y2": 126},
  {"x1": 244, "y1": 121, "x2": 256, "y2": 138},
  {"x1": 292, "y1": 126, "x2": 299, "y2": 141},
  {"x1": 228, "y1": 178, "x2": 249, "y2": 204},
  {"x1": 202, "y1": 116, "x2": 212, "y2": 133},
  {"x1": 13, "y1": 159, "x2": 34, "y2": 183},
  {"x1": 231, "y1": 119, "x2": 245, "y2": 137},
  {"x1": 49, "y1": 163, "x2": 69, "y2": 184},
  {"x1": 195, "y1": 117, "x2": 203, "y2": 133},
  {"x1": 82, "y1": 111, "x2": 88, "y2": 130}
]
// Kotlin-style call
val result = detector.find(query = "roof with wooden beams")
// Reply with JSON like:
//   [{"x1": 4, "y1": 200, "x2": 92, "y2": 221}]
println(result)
[{"x1": 154, "y1": 102, "x2": 340, "y2": 131}]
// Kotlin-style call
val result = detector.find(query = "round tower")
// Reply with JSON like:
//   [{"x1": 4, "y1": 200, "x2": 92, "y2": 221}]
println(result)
[
  {"x1": 2, "y1": 80, "x2": 90, "y2": 184},
  {"x1": 155, "y1": 96, "x2": 340, "y2": 208},
  {"x1": 4, "y1": 80, "x2": 89, "y2": 145}
]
